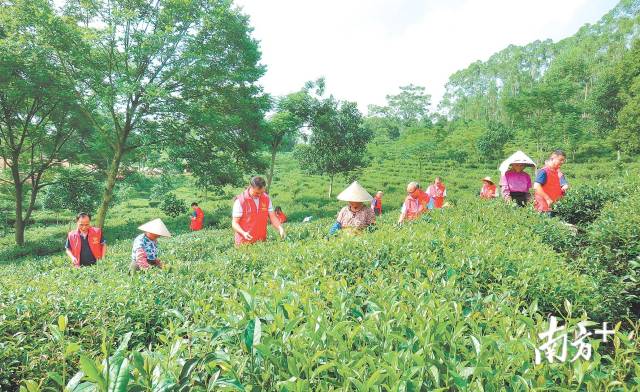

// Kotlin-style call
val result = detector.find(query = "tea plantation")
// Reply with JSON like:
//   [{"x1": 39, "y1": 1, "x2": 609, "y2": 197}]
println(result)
[{"x1": 1, "y1": 142, "x2": 640, "y2": 391}]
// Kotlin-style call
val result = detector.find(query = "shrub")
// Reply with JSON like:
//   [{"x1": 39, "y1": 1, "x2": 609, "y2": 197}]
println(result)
[
  {"x1": 552, "y1": 184, "x2": 615, "y2": 225},
  {"x1": 582, "y1": 193, "x2": 640, "y2": 314},
  {"x1": 41, "y1": 168, "x2": 102, "y2": 215},
  {"x1": 160, "y1": 193, "x2": 187, "y2": 218}
]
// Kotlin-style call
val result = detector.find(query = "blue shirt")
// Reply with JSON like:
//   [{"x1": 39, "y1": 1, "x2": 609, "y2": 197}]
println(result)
[
  {"x1": 131, "y1": 233, "x2": 158, "y2": 262},
  {"x1": 535, "y1": 169, "x2": 548, "y2": 185}
]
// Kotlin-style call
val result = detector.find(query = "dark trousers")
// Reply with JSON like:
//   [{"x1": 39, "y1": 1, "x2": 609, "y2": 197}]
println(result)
[{"x1": 510, "y1": 192, "x2": 528, "y2": 207}]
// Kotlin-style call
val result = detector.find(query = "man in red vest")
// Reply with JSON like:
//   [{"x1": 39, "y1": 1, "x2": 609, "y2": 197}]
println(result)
[
  {"x1": 65, "y1": 212, "x2": 106, "y2": 268},
  {"x1": 189, "y1": 202, "x2": 204, "y2": 231},
  {"x1": 534, "y1": 150, "x2": 567, "y2": 216},
  {"x1": 427, "y1": 177, "x2": 447, "y2": 209},
  {"x1": 232, "y1": 176, "x2": 285, "y2": 245},
  {"x1": 398, "y1": 182, "x2": 426, "y2": 224}
]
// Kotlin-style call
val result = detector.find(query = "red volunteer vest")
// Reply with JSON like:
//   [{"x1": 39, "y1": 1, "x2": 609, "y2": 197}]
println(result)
[
  {"x1": 373, "y1": 196, "x2": 383, "y2": 213},
  {"x1": 429, "y1": 183, "x2": 446, "y2": 208},
  {"x1": 235, "y1": 189, "x2": 270, "y2": 245},
  {"x1": 417, "y1": 189, "x2": 430, "y2": 209},
  {"x1": 480, "y1": 184, "x2": 497, "y2": 199},
  {"x1": 190, "y1": 207, "x2": 204, "y2": 231},
  {"x1": 67, "y1": 227, "x2": 104, "y2": 261},
  {"x1": 404, "y1": 195, "x2": 424, "y2": 221},
  {"x1": 275, "y1": 211, "x2": 287, "y2": 223},
  {"x1": 535, "y1": 167, "x2": 564, "y2": 212}
]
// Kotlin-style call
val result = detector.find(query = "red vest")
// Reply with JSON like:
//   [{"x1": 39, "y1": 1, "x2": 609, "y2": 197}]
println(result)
[
  {"x1": 417, "y1": 189, "x2": 430, "y2": 209},
  {"x1": 373, "y1": 196, "x2": 383, "y2": 213},
  {"x1": 480, "y1": 184, "x2": 497, "y2": 199},
  {"x1": 235, "y1": 189, "x2": 270, "y2": 245},
  {"x1": 275, "y1": 211, "x2": 287, "y2": 223},
  {"x1": 67, "y1": 227, "x2": 103, "y2": 262},
  {"x1": 428, "y1": 183, "x2": 446, "y2": 208},
  {"x1": 535, "y1": 167, "x2": 564, "y2": 212},
  {"x1": 404, "y1": 195, "x2": 424, "y2": 220},
  {"x1": 190, "y1": 207, "x2": 204, "y2": 231}
]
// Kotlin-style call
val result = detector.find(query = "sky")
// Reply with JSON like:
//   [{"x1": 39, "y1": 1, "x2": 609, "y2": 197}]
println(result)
[{"x1": 234, "y1": 0, "x2": 620, "y2": 111}]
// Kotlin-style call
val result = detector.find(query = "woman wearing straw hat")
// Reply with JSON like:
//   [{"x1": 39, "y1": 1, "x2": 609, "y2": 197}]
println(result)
[
  {"x1": 479, "y1": 177, "x2": 498, "y2": 199},
  {"x1": 499, "y1": 151, "x2": 535, "y2": 207},
  {"x1": 329, "y1": 181, "x2": 376, "y2": 236},
  {"x1": 131, "y1": 218, "x2": 172, "y2": 270}
]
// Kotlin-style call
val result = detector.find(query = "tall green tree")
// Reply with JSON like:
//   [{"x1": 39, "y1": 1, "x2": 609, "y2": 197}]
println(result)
[
  {"x1": 295, "y1": 96, "x2": 372, "y2": 197},
  {"x1": 476, "y1": 121, "x2": 514, "y2": 162},
  {"x1": 0, "y1": 0, "x2": 80, "y2": 246},
  {"x1": 370, "y1": 84, "x2": 432, "y2": 128},
  {"x1": 49, "y1": 0, "x2": 265, "y2": 227},
  {"x1": 264, "y1": 89, "x2": 314, "y2": 191}
]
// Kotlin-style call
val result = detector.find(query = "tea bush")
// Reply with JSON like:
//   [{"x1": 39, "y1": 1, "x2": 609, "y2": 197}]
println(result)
[
  {"x1": 552, "y1": 184, "x2": 615, "y2": 226},
  {"x1": 2, "y1": 202, "x2": 638, "y2": 390},
  {"x1": 581, "y1": 193, "x2": 640, "y2": 313}
]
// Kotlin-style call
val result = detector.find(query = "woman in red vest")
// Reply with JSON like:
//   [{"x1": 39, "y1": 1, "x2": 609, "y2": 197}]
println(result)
[
  {"x1": 427, "y1": 177, "x2": 447, "y2": 209},
  {"x1": 65, "y1": 212, "x2": 106, "y2": 268},
  {"x1": 398, "y1": 182, "x2": 426, "y2": 224},
  {"x1": 189, "y1": 202, "x2": 204, "y2": 231},
  {"x1": 534, "y1": 150, "x2": 567, "y2": 215},
  {"x1": 232, "y1": 176, "x2": 285, "y2": 245},
  {"x1": 274, "y1": 206, "x2": 287, "y2": 223},
  {"x1": 479, "y1": 177, "x2": 497, "y2": 199}
]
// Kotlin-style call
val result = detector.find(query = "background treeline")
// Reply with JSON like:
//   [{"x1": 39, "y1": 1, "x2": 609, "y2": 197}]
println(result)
[
  {"x1": 2, "y1": 0, "x2": 640, "y2": 251},
  {"x1": 433, "y1": 0, "x2": 640, "y2": 163}
]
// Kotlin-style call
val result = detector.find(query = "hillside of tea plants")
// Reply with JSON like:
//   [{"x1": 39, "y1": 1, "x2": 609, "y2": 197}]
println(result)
[{"x1": 1, "y1": 133, "x2": 640, "y2": 390}]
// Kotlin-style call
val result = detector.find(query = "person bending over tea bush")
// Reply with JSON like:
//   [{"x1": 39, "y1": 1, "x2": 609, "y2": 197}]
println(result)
[
  {"x1": 65, "y1": 212, "x2": 106, "y2": 268},
  {"x1": 232, "y1": 176, "x2": 285, "y2": 245},
  {"x1": 329, "y1": 181, "x2": 376, "y2": 236},
  {"x1": 131, "y1": 218, "x2": 172, "y2": 270}
]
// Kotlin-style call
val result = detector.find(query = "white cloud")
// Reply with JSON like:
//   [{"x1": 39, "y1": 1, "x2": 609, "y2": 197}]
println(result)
[{"x1": 235, "y1": 0, "x2": 619, "y2": 111}]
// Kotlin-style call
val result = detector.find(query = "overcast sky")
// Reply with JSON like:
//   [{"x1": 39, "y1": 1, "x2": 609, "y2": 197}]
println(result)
[{"x1": 234, "y1": 0, "x2": 619, "y2": 111}]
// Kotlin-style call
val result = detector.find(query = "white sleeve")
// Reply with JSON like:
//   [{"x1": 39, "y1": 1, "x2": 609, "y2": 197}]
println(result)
[
  {"x1": 401, "y1": 203, "x2": 407, "y2": 214},
  {"x1": 232, "y1": 199, "x2": 243, "y2": 218},
  {"x1": 268, "y1": 198, "x2": 274, "y2": 212}
]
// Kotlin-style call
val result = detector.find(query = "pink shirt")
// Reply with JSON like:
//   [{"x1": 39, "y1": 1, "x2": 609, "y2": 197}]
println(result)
[{"x1": 501, "y1": 170, "x2": 532, "y2": 196}]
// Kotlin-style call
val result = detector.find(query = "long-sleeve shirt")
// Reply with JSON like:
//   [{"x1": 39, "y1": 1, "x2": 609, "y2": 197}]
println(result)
[
  {"x1": 500, "y1": 170, "x2": 532, "y2": 197},
  {"x1": 131, "y1": 233, "x2": 159, "y2": 270}
]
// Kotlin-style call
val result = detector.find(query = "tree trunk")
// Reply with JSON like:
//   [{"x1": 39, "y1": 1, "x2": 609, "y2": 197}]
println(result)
[
  {"x1": 95, "y1": 147, "x2": 124, "y2": 228},
  {"x1": 267, "y1": 147, "x2": 277, "y2": 193},
  {"x1": 13, "y1": 181, "x2": 25, "y2": 246},
  {"x1": 328, "y1": 175, "x2": 334, "y2": 198}
]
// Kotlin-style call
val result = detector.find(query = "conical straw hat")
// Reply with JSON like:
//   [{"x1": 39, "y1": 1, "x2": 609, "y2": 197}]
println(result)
[
  {"x1": 138, "y1": 218, "x2": 172, "y2": 237},
  {"x1": 337, "y1": 181, "x2": 373, "y2": 202},
  {"x1": 499, "y1": 150, "x2": 536, "y2": 173},
  {"x1": 482, "y1": 176, "x2": 494, "y2": 184}
]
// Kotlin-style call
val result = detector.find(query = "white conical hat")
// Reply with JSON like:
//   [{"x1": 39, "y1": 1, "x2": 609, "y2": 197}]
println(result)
[
  {"x1": 138, "y1": 218, "x2": 172, "y2": 237},
  {"x1": 499, "y1": 150, "x2": 536, "y2": 173},
  {"x1": 337, "y1": 181, "x2": 373, "y2": 202}
]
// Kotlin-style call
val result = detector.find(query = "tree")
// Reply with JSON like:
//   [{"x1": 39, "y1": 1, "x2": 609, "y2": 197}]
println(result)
[
  {"x1": 0, "y1": 0, "x2": 80, "y2": 245},
  {"x1": 370, "y1": 84, "x2": 432, "y2": 128},
  {"x1": 264, "y1": 89, "x2": 314, "y2": 191},
  {"x1": 49, "y1": 0, "x2": 266, "y2": 227},
  {"x1": 295, "y1": 97, "x2": 372, "y2": 197},
  {"x1": 42, "y1": 168, "x2": 102, "y2": 216},
  {"x1": 476, "y1": 121, "x2": 514, "y2": 162}
]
